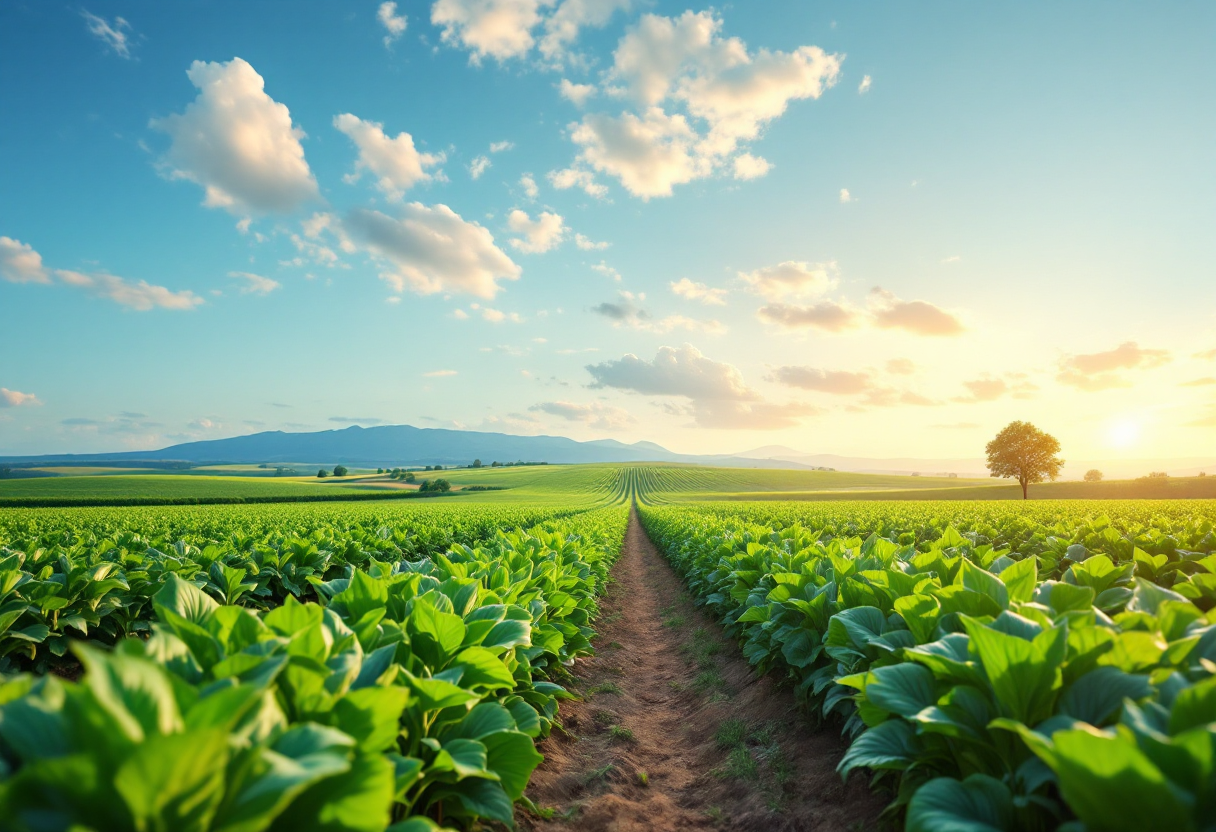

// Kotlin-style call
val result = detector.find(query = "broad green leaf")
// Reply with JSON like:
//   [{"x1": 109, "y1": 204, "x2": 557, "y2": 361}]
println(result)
[
  {"x1": 906, "y1": 774, "x2": 1013, "y2": 832},
  {"x1": 1051, "y1": 729, "x2": 1192, "y2": 832},
  {"x1": 114, "y1": 728, "x2": 229, "y2": 832}
]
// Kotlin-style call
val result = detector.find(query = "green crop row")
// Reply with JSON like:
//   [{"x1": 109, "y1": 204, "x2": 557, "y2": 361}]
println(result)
[
  {"x1": 0, "y1": 502, "x2": 597, "y2": 672},
  {"x1": 639, "y1": 501, "x2": 1216, "y2": 832},
  {"x1": 0, "y1": 505, "x2": 628, "y2": 831}
]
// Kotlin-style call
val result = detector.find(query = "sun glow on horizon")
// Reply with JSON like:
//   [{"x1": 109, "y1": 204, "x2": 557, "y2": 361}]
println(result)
[{"x1": 1107, "y1": 418, "x2": 1142, "y2": 449}]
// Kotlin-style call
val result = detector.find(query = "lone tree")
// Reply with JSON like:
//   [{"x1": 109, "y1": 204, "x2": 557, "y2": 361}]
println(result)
[
  {"x1": 333, "y1": 465, "x2": 348, "y2": 477},
  {"x1": 985, "y1": 421, "x2": 1064, "y2": 499},
  {"x1": 1084, "y1": 469, "x2": 1104, "y2": 482}
]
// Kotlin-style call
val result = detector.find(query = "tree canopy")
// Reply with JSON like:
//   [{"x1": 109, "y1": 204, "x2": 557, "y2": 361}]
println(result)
[{"x1": 985, "y1": 421, "x2": 1064, "y2": 499}]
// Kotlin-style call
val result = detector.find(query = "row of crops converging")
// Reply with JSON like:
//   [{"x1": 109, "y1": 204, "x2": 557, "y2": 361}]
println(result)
[
  {"x1": 0, "y1": 503, "x2": 629, "y2": 831},
  {"x1": 638, "y1": 500, "x2": 1216, "y2": 832}
]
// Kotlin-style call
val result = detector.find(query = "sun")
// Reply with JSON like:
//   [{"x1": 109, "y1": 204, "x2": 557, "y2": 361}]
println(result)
[{"x1": 1107, "y1": 419, "x2": 1141, "y2": 448}]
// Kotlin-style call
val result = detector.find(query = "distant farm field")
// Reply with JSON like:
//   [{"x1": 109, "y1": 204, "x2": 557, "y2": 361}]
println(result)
[{"x1": 0, "y1": 473, "x2": 386, "y2": 504}]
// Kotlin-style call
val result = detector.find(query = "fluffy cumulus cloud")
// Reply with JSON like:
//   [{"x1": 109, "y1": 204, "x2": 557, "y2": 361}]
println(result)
[
  {"x1": 334, "y1": 113, "x2": 444, "y2": 200},
  {"x1": 82, "y1": 10, "x2": 133, "y2": 58},
  {"x1": 858, "y1": 74, "x2": 872, "y2": 94},
  {"x1": 556, "y1": 11, "x2": 841, "y2": 198},
  {"x1": 228, "y1": 271, "x2": 281, "y2": 295},
  {"x1": 568, "y1": 108, "x2": 704, "y2": 199},
  {"x1": 151, "y1": 58, "x2": 319, "y2": 216},
  {"x1": 587, "y1": 343, "x2": 755, "y2": 401},
  {"x1": 519, "y1": 173, "x2": 540, "y2": 198},
  {"x1": 757, "y1": 301, "x2": 862, "y2": 333},
  {"x1": 530, "y1": 400, "x2": 634, "y2": 429},
  {"x1": 1057, "y1": 341, "x2": 1172, "y2": 391},
  {"x1": 868, "y1": 288, "x2": 965, "y2": 336},
  {"x1": 559, "y1": 78, "x2": 597, "y2": 106},
  {"x1": 740, "y1": 260, "x2": 837, "y2": 301},
  {"x1": 547, "y1": 166, "x2": 607, "y2": 197},
  {"x1": 344, "y1": 204, "x2": 521, "y2": 298},
  {"x1": 0, "y1": 236, "x2": 50, "y2": 283},
  {"x1": 378, "y1": 2, "x2": 408, "y2": 46},
  {"x1": 431, "y1": 0, "x2": 630, "y2": 63},
  {"x1": 671, "y1": 278, "x2": 726, "y2": 305},
  {"x1": 1, "y1": 388, "x2": 41, "y2": 408},
  {"x1": 507, "y1": 209, "x2": 567, "y2": 253}
]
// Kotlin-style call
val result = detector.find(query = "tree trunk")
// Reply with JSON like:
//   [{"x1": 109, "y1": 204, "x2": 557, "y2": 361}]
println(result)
[{"x1": 1021, "y1": 478, "x2": 1028, "y2": 500}]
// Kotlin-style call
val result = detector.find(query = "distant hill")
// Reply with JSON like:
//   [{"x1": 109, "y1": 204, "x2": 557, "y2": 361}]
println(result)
[{"x1": 0, "y1": 424, "x2": 809, "y2": 469}]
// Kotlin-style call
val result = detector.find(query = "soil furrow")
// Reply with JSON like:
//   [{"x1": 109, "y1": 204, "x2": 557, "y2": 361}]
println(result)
[{"x1": 518, "y1": 506, "x2": 886, "y2": 832}]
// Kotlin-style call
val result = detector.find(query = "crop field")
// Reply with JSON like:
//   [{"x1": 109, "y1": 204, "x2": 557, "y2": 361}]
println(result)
[
  {"x1": 0, "y1": 473, "x2": 392, "y2": 505},
  {"x1": 1, "y1": 470, "x2": 1214, "y2": 830},
  {"x1": 640, "y1": 499, "x2": 1216, "y2": 832}
]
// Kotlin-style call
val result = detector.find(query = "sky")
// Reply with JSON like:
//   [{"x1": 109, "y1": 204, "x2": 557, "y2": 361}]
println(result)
[{"x1": 1, "y1": 1, "x2": 1214, "y2": 462}]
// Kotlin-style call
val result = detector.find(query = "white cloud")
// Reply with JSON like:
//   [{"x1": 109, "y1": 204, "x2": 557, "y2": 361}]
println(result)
[
  {"x1": 82, "y1": 11, "x2": 132, "y2": 59},
  {"x1": 770, "y1": 366, "x2": 872, "y2": 394},
  {"x1": 839, "y1": 188, "x2": 852, "y2": 203},
  {"x1": 507, "y1": 209, "x2": 567, "y2": 253},
  {"x1": 858, "y1": 74, "x2": 872, "y2": 94},
  {"x1": 343, "y1": 204, "x2": 521, "y2": 298},
  {"x1": 490, "y1": 140, "x2": 515, "y2": 153},
  {"x1": 1057, "y1": 341, "x2": 1171, "y2": 392},
  {"x1": 568, "y1": 108, "x2": 703, "y2": 199},
  {"x1": 431, "y1": 0, "x2": 629, "y2": 63},
  {"x1": 378, "y1": 2, "x2": 408, "y2": 46},
  {"x1": 54, "y1": 270, "x2": 205, "y2": 311},
  {"x1": 733, "y1": 153, "x2": 771, "y2": 180},
  {"x1": 588, "y1": 343, "x2": 755, "y2": 400},
  {"x1": 0, "y1": 237, "x2": 50, "y2": 284},
  {"x1": 590, "y1": 291, "x2": 723, "y2": 334},
  {"x1": 670, "y1": 277, "x2": 726, "y2": 305},
  {"x1": 591, "y1": 261, "x2": 621, "y2": 281},
  {"x1": 424, "y1": 369, "x2": 458, "y2": 377},
  {"x1": 469, "y1": 155, "x2": 491, "y2": 179},
  {"x1": 228, "y1": 271, "x2": 281, "y2": 295},
  {"x1": 531, "y1": 399, "x2": 634, "y2": 429},
  {"x1": 481, "y1": 306, "x2": 522, "y2": 322},
  {"x1": 757, "y1": 301, "x2": 863, "y2": 333},
  {"x1": 0, "y1": 388, "x2": 41, "y2": 408},
  {"x1": 559, "y1": 78, "x2": 597, "y2": 106},
  {"x1": 453, "y1": 308, "x2": 470, "y2": 319},
  {"x1": 560, "y1": 11, "x2": 841, "y2": 198},
  {"x1": 942, "y1": 255, "x2": 962, "y2": 264},
  {"x1": 151, "y1": 58, "x2": 319, "y2": 215},
  {"x1": 868, "y1": 287, "x2": 966, "y2": 336},
  {"x1": 519, "y1": 173, "x2": 540, "y2": 198},
  {"x1": 547, "y1": 166, "x2": 607, "y2": 197},
  {"x1": 538, "y1": 0, "x2": 632, "y2": 62},
  {"x1": 586, "y1": 344, "x2": 810, "y2": 429},
  {"x1": 334, "y1": 113, "x2": 444, "y2": 200},
  {"x1": 575, "y1": 233, "x2": 609, "y2": 250},
  {"x1": 431, "y1": 0, "x2": 550, "y2": 62},
  {"x1": 740, "y1": 260, "x2": 837, "y2": 301}
]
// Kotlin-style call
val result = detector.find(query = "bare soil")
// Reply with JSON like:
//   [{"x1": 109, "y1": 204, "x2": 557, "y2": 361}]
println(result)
[{"x1": 518, "y1": 507, "x2": 888, "y2": 832}]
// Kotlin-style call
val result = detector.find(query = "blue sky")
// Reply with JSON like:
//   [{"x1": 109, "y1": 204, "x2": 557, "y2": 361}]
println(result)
[{"x1": 2, "y1": 1, "x2": 1214, "y2": 460}]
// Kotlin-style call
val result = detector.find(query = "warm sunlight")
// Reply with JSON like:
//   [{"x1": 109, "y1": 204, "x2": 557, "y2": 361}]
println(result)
[{"x1": 1107, "y1": 418, "x2": 1142, "y2": 449}]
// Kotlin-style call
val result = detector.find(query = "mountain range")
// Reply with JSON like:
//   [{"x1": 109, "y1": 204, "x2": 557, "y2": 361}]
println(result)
[{"x1": 3, "y1": 425, "x2": 1211, "y2": 480}]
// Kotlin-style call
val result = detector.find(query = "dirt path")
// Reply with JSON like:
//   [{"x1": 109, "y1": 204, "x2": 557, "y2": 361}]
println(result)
[{"x1": 519, "y1": 507, "x2": 887, "y2": 832}]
